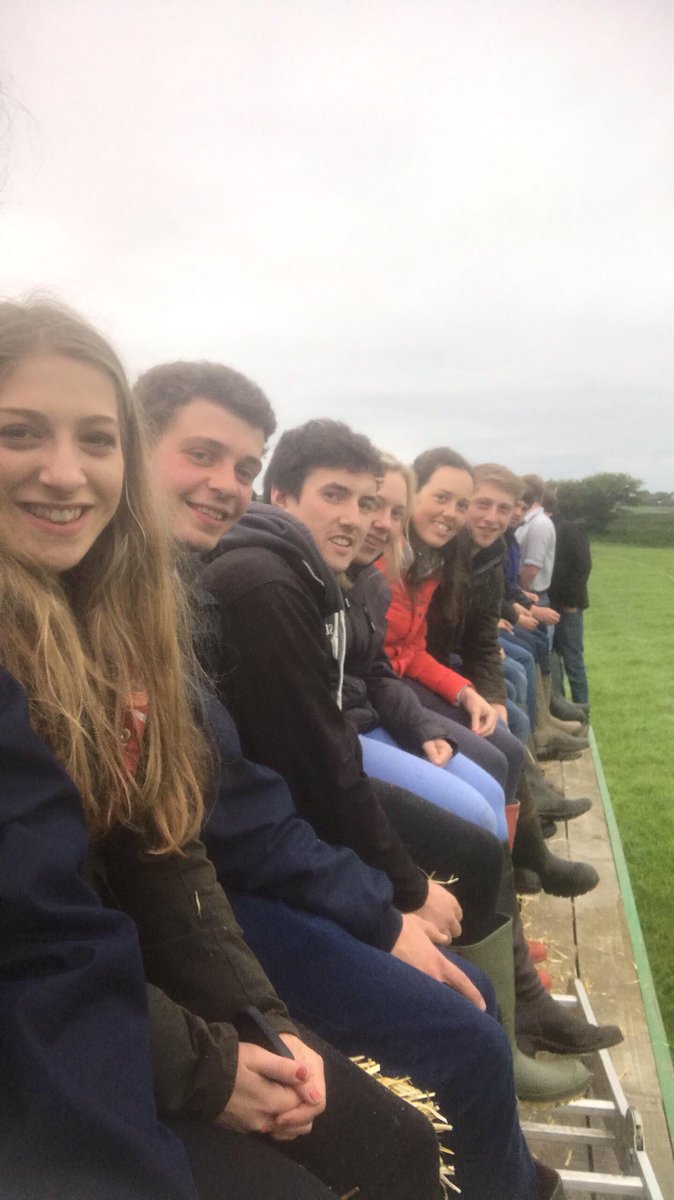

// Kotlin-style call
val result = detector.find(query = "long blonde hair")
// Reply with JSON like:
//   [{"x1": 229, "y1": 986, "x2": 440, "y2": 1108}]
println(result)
[
  {"x1": 0, "y1": 299, "x2": 209, "y2": 851},
  {"x1": 376, "y1": 452, "x2": 416, "y2": 583}
]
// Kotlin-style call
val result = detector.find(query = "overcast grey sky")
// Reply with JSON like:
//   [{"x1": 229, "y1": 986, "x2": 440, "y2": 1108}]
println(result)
[{"x1": 2, "y1": 0, "x2": 673, "y2": 487}]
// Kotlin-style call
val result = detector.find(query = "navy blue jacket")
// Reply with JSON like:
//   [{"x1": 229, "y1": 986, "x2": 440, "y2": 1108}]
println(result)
[
  {"x1": 0, "y1": 668, "x2": 196, "y2": 1200},
  {"x1": 201, "y1": 692, "x2": 402, "y2": 951}
]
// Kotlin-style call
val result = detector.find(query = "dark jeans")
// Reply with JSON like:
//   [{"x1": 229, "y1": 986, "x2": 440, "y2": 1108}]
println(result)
[
  {"x1": 370, "y1": 779, "x2": 503, "y2": 943},
  {"x1": 230, "y1": 892, "x2": 539, "y2": 1200},
  {"x1": 553, "y1": 609, "x2": 589, "y2": 704},
  {"x1": 404, "y1": 681, "x2": 525, "y2": 802}
]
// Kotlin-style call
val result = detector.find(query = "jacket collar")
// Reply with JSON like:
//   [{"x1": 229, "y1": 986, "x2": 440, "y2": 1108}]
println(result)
[
  {"x1": 471, "y1": 538, "x2": 506, "y2": 580},
  {"x1": 207, "y1": 501, "x2": 345, "y2": 617}
]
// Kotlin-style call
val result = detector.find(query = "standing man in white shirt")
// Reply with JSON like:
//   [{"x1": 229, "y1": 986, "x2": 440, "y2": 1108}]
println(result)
[{"x1": 515, "y1": 474, "x2": 558, "y2": 646}]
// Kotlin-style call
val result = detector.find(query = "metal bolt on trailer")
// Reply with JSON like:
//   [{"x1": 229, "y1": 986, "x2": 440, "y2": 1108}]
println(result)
[{"x1": 521, "y1": 980, "x2": 665, "y2": 1198}]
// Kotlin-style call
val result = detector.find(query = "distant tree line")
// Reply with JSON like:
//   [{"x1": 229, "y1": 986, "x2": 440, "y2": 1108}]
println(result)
[
  {"x1": 635, "y1": 488, "x2": 674, "y2": 507},
  {"x1": 547, "y1": 473, "x2": 643, "y2": 533}
]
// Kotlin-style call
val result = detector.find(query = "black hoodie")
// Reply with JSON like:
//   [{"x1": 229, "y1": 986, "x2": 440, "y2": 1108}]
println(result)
[{"x1": 200, "y1": 504, "x2": 427, "y2": 911}]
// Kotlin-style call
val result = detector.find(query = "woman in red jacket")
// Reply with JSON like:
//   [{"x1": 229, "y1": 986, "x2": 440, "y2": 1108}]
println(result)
[{"x1": 381, "y1": 447, "x2": 526, "y2": 802}]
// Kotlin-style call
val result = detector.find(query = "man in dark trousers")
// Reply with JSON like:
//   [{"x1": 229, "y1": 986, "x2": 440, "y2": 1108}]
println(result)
[{"x1": 545, "y1": 490, "x2": 592, "y2": 707}]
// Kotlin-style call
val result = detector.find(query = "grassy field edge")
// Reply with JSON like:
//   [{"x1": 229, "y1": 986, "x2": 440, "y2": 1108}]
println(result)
[{"x1": 584, "y1": 540, "x2": 674, "y2": 1060}]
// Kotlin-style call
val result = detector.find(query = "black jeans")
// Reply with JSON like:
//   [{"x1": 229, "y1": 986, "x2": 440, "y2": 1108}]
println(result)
[{"x1": 370, "y1": 778, "x2": 503, "y2": 943}]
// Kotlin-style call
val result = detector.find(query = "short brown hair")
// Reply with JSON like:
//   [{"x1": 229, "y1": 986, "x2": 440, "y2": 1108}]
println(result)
[
  {"x1": 135, "y1": 361, "x2": 276, "y2": 442},
  {"x1": 521, "y1": 473, "x2": 545, "y2": 506},
  {"x1": 263, "y1": 419, "x2": 381, "y2": 501},
  {"x1": 472, "y1": 463, "x2": 522, "y2": 501}
]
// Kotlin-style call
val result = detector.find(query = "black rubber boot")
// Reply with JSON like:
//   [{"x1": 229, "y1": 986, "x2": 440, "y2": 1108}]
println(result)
[
  {"x1": 537, "y1": 788, "x2": 591, "y2": 821},
  {"x1": 513, "y1": 771, "x2": 599, "y2": 898},
  {"x1": 550, "y1": 692, "x2": 590, "y2": 727},
  {"x1": 524, "y1": 757, "x2": 592, "y2": 822},
  {"x1": 514, "y1": 867, "x2": 541, "y2": 894}
]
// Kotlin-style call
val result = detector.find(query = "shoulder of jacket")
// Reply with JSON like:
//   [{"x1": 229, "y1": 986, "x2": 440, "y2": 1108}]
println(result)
[{"x1": 204, "y1": 546, "x2": 300, "y2": 592}]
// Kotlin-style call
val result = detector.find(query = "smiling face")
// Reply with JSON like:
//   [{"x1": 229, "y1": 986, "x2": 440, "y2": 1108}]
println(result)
[
  {"x1": 466, "y1": 481, "x2": 516, "y2": 550},
  {"x1": 0, "y1": 353, "x2": 124, "y2": 572},
  {"x1": 412, "y1": 465, "x2": 473, "y2": 549},
  {"x1": 355, "y1": 468, "x2": 408, "y2": 565},
  {"x1": 150, "y1": 397, "x2": 265, "y2": 551},
  {"x1": 272, "y1": 467, "x2": 378, "y2": 571}
]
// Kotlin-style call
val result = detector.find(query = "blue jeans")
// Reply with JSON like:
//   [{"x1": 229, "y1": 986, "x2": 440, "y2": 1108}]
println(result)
[
  {"x1": 230, "y1": 892, "x2": 539, "y2": 1200},
  {"x1": 553, "y1": 609, "x2": 589, "y2": 704},
  {"x1": 503, "y1": 654, "x2": 528, "y2": 708},
  {"x1": 510, "y1": 625, "x2": 550, "y2": 673},
  {"x1": 360, "y1": 727, "x2": 507, "y2": 840},
  {"x1": 536, "y1": 590, "x2": 555, "y2": 649},
  {"x1": 505, "y1": 697, "x2": 531, "y2": 745},
  {"x1": 500, "y1": 634, "x2": 537, "y2": 726}
]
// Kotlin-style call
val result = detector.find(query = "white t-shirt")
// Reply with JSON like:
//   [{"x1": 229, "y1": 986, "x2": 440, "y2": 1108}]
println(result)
[{"x1": 515, "y1": 506, "x2": 556, "y2": 592}]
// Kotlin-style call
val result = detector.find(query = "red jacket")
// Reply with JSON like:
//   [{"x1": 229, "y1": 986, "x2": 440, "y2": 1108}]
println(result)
[{"x1": 380, "y1": 570, "x2": 472, "y2": 705}]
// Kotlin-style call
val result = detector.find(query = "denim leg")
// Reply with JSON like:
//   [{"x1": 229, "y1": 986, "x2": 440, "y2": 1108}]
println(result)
[
  {"x1": 554, "y1": 610, "x2": 589, "y2": 704},
  {"x1": 503, "y1": 654, "x2": 528, "y2": 707},
  {"x1": 360, "y1": 728, "x2": 501, "y2": 836},
  {"x1": 505, "y1": 698, "x2": 531, "y2": 745},
  {"x1": 512, "y1": 626, "x2": 550, "y2": 674},
  {"x1": 536, "y1": 590, "x2": 555, "y2": 650},
  {"x1": 499, "y1": 634, "x2": 537, "y2": 725},
  {"x1": 229, "y1": 894, "x2": 539, "y2": 1200}
]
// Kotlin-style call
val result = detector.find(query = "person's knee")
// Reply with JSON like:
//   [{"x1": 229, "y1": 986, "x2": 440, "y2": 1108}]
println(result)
[
  {"x1": 501, "y1": 728, "x2": 525, "y2": 774},
  {"x1": 445, "y1": 953, "x2": 498, "y2": 1017},
  {"x1": 460, "y1": 1012, "x2": 512, "y2": 1099},
  {"x1": 469, "y1": 795, "x2": 498, "y2": 835}
]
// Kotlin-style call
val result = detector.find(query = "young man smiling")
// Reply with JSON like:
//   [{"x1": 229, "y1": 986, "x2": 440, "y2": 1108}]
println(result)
[
  {"x1": 201, "y1": 419, "x2": 476, "y2": 930},
  {"x1": 135, "y1": 363, "x2": 470, "y2": 1200},
  {"x1": 137, "y1": 361, "x2": 270, "y2": 550}
]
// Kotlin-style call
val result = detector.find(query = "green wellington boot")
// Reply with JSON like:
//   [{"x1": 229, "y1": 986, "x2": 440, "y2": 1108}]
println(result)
[{"x1": 456, "y1": 916, "x2": 590, "y2": 1103}]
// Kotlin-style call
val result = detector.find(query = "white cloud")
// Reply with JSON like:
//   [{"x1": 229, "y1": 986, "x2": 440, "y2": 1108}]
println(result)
[{"x1": 1, "y1": 0, "x2": 673, "y2": 484}]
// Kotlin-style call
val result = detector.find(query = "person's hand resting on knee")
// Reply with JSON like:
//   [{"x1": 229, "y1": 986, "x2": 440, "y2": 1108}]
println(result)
[
  {"x1": 391, "y1": 912, "x2": 485, "y2": 1010},
  {"x1": 215, "y1": 1036, "x2": 326, "y2": 1141}
]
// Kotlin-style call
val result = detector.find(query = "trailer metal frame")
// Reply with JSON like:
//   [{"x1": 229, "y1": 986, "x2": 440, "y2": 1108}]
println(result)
[{"x1": 522, "y1": 980, "x2": 665, "y2": 1198}]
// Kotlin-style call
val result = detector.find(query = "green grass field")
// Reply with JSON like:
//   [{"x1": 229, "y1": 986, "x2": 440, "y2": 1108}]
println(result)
[{"x1": 584, "y1": 530, "x2": 674, "y2": 1055}]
